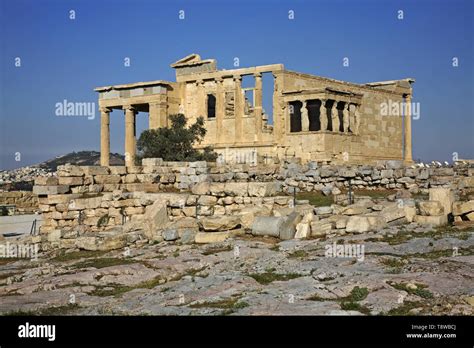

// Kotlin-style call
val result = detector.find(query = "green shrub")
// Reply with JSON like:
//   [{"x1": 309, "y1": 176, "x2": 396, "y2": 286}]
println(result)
[
  {"x1": 137, "y1": 114, "x2": 217, "y2": 162},
  {"x1": 0, "y1": 206, "x2": 8, "y2": 216}
]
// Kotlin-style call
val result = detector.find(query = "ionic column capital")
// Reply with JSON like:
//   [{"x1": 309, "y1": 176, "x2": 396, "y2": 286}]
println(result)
[
  {"x1": 233, "y1": 75, "x2": 242, "y2": 83},
  {"x1": 122, "y1": 104, "x2": 136, "y2": 112},
  {"x1": 253, "y1": 72, "x2": 262, "y2": 79},
  {"x1": 99, "y1": 107, "x2": 111, "y2": 114}
]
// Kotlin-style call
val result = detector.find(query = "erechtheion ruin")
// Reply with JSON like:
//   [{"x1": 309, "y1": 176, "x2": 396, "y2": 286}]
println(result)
[{"x1": 95, "y1": 54, "x2": 414, "y2": 167}]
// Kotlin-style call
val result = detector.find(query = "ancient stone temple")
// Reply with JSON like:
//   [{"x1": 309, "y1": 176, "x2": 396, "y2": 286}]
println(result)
[{"x1": 95, "y1": 54, "x2": 414, "y2": 167}]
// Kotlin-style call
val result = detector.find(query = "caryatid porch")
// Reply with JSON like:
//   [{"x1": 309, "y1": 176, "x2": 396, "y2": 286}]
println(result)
[{"x1": 283, "y1": 88, "x2": 363, "y2": 135}]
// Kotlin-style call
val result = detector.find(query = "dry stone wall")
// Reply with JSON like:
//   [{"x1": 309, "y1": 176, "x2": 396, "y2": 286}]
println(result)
[
  {"x1": 0, "y1": 191, "x2": 38, "y2": 214},
  {"x1": 35, "y1": 168, "x2": 287, "y2": 234},
  {"x1": 34, "y1": 159, "x2": 474, "y2": 196},
  {"x1": 32, "y1": 159, "x2": 474, "y2": 248}
]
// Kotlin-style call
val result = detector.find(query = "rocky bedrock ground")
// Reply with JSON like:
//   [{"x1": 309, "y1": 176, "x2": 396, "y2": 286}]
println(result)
[{"x1": 1, "y1": 224, "x2": 473, "y2": 316}]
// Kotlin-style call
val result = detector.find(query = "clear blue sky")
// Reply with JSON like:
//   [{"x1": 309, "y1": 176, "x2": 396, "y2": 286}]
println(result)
[{"x1": 1, "y1": 0, "x2": 473, "y2": 170}]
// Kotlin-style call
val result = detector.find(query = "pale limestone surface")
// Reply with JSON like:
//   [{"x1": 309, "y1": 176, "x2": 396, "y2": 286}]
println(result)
[
  {"x1": 95, "y1": 54, "x2": 414, "y2": 166},
  {"x1": 1, "y1": 226, "x2": 472, "y2": 316}
]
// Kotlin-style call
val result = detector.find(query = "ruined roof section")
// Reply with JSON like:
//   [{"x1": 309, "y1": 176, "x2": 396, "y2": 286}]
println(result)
[
  {"x1": 171, "y1": 53, "x2": 217, "y2": 77},
  {"x1": 94, "y1": 80, "x2": 174, "y2": 92},
  {"x1": 170, "y1": 53, "x2": 213, "y2": 68},
  {"x1": 365, "y1": 78, "x2": 415, "y2": 87},
  {"x1": 365, "y1": 78, "x2": 415, "y2": 94}
]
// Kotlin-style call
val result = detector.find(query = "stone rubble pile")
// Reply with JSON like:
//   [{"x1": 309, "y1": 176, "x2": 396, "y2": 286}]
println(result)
[
  {"x1": 0, "y1": 166, "x2": 53, "y2": 189},
  {"x1": 287, "y1": 187, "x2": 472, "y2": 239}
]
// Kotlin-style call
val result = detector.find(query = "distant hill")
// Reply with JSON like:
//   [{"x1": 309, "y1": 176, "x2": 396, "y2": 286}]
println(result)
[
  {"x1": 36, "y1": 151, "x2": 125, "y2": 171},
  {"x1": 0, "y1": 151, "x2": 125, "y2": 190}
]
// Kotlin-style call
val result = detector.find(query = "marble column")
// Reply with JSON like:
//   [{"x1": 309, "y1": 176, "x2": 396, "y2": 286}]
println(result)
[
  {"x1": 301, "y1": 100, "x2": 309, "y2": 131},
  {"x1": 254, "y1": 73, "x2": 263, "y2": 141},
  {"x1": 216, "y1": 78, "x2": 225, "y2": 144},
  {"x1": 320, "y1": 99, "x2": 327, "y2": 131},
  {"x1": 331, "y1": 101, "x2": 340, "y2": 132},
  {"x1": 272, "y1": 73, "x2": 284, "y2": 142},
  {"x1": 123, "y1": 105, "x2": 136, "y2": 167},
  {"x1": 100, "y1": 107, "x2": 111, "y2": 166},
  {"x1": 349, "y1": 104, "x2": 356, "y2": 133},
  {"x1": 404, "y1": 95, "x2": 413, "y2": 163},
  {"x1": 354, "y1": 104, "x2": 361, "y2": 134},
  {"x1": 149, "y1": 102, "x2": 167, "y2": 129},
  {"x1": 196, "y1": 80, "x2": 205, "y2": 118},
  {"x1": 233, "y1": 75, "x2": 243, "y2": 143},
  {"x1": 343, "y1": 103, "x2": 350, "y2": 133}
]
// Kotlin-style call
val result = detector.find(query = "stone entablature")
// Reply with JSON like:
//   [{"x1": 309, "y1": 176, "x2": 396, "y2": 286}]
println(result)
[{"x1": 94, "y1": 54, "x2": 415, "y2": 166}]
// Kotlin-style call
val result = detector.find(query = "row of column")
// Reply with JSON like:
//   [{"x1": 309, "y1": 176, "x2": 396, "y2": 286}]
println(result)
[
  {"x1": 100, "y1": 105, "x2": 136, "y2": 167},
  {"x1": 292, "y1": 99, "x2": 361, "y2": 134},
  {"x1": 100, "y1": 101, "x2": 167, "y2": 167},
  {"x1": 194, "y1": 73, "x2": 264, "y2": 145}
]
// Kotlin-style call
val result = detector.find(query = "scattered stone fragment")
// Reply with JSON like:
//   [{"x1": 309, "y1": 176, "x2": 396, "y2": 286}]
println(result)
[
  {"x1": 418, "y1": 201, "x2": 444, "y2": 216},
  {"x1": 163, "y1": 229, "x2": 179, "y2": 241},
  {"x1": 199, "y1": 216, "x2": 241, "y2": 232}
]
